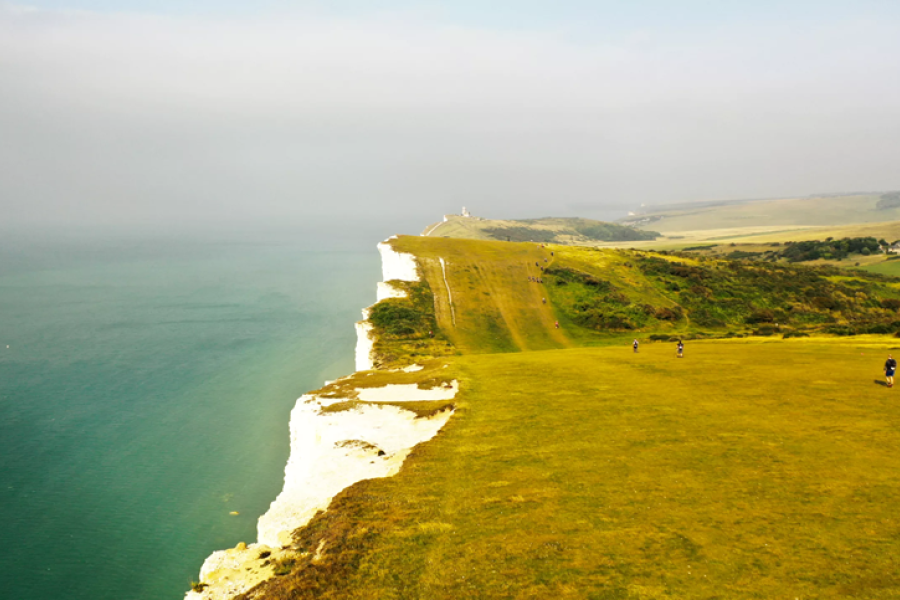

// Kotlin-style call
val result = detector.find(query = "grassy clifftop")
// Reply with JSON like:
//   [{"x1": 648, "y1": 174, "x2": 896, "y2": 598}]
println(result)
[
  {"x1": 237, "y1": 236, "x2": 900, "y2": 599},
  {"x1": 423, "y1": 215, "x2": 659, "y2": 245}
]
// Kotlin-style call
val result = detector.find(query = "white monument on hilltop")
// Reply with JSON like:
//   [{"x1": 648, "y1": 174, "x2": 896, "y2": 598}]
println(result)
[{"x1": 461, "y1": 206, "x2": 471, "y2": 217}]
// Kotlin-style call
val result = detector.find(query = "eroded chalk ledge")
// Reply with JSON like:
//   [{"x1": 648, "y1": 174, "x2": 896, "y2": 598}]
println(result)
[
  {"x1": 186, "y1": 379, "x2": 458, "y2": 600},
  {"x1": 256, "y1": 383, "x2": 457, "y2": 549}
]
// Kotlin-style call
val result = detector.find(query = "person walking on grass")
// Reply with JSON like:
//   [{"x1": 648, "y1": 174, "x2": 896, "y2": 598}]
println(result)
[
  {"x1": 886, "y1": 354, "x2": 897, "y2": 388},
  {"x1": 676, "y1": 340, "x2": 684, "y2": 358},
  {"x1": 633, "y1": 338, "x2": 639, "y2": 353}
]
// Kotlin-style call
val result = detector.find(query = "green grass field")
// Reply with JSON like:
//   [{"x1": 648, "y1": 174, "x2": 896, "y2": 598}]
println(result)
[
  {"x1": 236, "y1": 236, "x2": 900, "y2": 599},
  {"x1": 242, "y1": 339, "x2": 900, "y2": 599},
  {"x1": 862, "y1": 259, "x2": 900, "y2": 277}
]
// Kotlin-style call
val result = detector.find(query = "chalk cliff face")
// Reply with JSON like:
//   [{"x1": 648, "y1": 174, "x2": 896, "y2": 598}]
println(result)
[
  {"x1": 354, "y1": 238, "x2": 421, "y2": 372},
  {"x1": 354, "y1": 314, "x2": 375, "y2": 372},
  {"x1": 256, "y1": 391, "x2": 453, "y2": 548},
  {"x1": 186, "y1": 238, "x2": 455, "y2": 600},
  {"x1": 377, "y1": 238, "x2": 420, "y2": 282}
]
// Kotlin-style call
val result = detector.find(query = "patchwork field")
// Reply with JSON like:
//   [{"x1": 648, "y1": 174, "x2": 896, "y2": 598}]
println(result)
[
  {"x1": 629, "y1": 195, "x2": 900, "y2": 234},
  {"x1": 609, "y1": 196, "x2": 900, "y2": 273}
]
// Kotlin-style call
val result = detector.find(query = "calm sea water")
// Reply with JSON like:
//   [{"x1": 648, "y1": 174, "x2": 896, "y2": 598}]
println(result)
[{"x1": 0, "y1": 229, "x2": 380, "y2": 599}]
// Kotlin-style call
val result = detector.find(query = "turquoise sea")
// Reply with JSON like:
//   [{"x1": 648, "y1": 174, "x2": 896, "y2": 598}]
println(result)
[{"x1": 0, "y1": 228, "x2": 381, "y2": 599}]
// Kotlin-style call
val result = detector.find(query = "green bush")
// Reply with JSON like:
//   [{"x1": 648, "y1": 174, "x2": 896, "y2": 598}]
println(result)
[
  {"x1": 632, "y1": 253, "x2": 900, "y2": 335},
  {"x1": 881, "y1": 298, "x2": 900, "y2": 310},
  {"x1": 368, "y1": 282, "x2": 437, "y2": 339}
]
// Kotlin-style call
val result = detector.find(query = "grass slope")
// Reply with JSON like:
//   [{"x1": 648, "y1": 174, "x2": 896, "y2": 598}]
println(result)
[
  {"x1": 241, "y1": 339, "x2": 900, "y2": 600},
  {"x1": 392, "y1": 236, "x2": 571, "y2": 355},
  {"x1": 396, "y1": 237, "x2": 900, "y2": 340}
]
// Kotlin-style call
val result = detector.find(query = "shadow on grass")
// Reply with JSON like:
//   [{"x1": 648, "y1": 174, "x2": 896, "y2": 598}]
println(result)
[{"x1": 874, "y1": 380, "x2": 889, "y2": 387}]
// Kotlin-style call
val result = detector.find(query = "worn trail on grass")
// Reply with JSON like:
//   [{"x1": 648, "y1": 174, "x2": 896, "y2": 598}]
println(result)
[{"x1": 396, "y1": 237, "x2": 570, "y2": 353}]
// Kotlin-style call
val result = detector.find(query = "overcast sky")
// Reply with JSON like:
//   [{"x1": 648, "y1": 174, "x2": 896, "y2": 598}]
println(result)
[{"x1": 2, "y1": 1, "x2": 900, "y2": 231}]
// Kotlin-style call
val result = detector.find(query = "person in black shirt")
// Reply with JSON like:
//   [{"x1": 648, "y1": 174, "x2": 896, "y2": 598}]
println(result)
[
  {"x1": 676, "y1": 340, "x2": 684, "y2": 358},
  {"x1": 633, "y1": 339, "x2": 639, "y2": 353},
  {"x1": 885, "y1": 354, "x2": 897, "y2": 388}
]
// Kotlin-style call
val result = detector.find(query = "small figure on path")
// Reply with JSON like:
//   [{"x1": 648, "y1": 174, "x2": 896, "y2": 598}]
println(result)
[
  {"x1": 554, "y1": 321, "x2": 560, "y2": 329},
  {"x1": 676, "y1": 340, "x2": 684, "y2": 358},
  {"x1": 542, "y1": 297, "x2": 547, "y2": 304},
  {"x1": 633, "y1": 339, "x2": 639, "y2": 353},
  {"x1": 886, "y1": 354, "x2": 897, "y2": 388}
]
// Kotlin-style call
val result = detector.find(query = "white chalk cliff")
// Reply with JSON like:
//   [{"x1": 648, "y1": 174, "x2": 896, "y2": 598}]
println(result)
[
  {"x1": 354, "y1": 238, "x2": 421, "y2": 371},
  {"x1": 256, "y1": 391, "x2": 453, "y2": 548},
  {"x1": 187, "y1": 238, "x2": 454, "y2": 600}
]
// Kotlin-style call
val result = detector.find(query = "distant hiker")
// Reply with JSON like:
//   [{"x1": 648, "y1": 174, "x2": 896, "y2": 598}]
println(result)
[
  {"x1": 540, "y1": 266, "x2": 544, "y2": 271},
  {"x1": 676, "y1": 340, "x2": 684, "y2": 358},
  {"x1": 886, "y1": 354, "x2": 897, "y2": 387},
  {"x1": 542, "y1": 297, "x2": 547, "y2": 304},
  {"x1": 555, "y1": 321, "x2": 560, "y2": 329},
  {"x1": 551, "y1": 251, "x2": 554, "y2": 256},
  {"x1": 429, "y1": 330, "x2": 434, "y2": 338},
  {"x1": 633, "y1": 339, "x2": 639, "y2": 353},
  {"x1": 536, "y1": 261, "x2": 540, "y2": 267},
  {"x1": 544, "y1": 258, "x2": 548, "y2": 263}
]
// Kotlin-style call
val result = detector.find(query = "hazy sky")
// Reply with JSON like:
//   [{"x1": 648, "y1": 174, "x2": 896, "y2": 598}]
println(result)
[{"x1": 2, "y1": 1, "x2": 900, "y2": 230}]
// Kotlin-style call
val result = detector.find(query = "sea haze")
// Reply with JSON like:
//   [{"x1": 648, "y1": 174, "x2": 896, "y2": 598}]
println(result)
[{"x1": 0, "y1": 224, "x2": 381, "y2": 599}]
